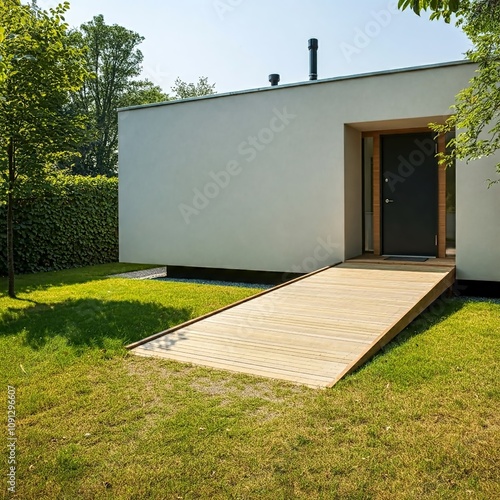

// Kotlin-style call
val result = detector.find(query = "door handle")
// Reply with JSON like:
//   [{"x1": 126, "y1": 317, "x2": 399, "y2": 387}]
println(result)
[{"x1": 385, "y1": 198, "x2": 394, "y2": 204}]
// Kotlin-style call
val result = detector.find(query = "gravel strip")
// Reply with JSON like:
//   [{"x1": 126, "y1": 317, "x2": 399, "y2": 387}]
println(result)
[
  {"x1": 154, "y1": 277, "x2": 271, "y2": 289},
  {"x1": 109, "y1": 267, "x2": 269, "y2": 288},
  {"x1": 110, "y1": 267, "x2": 167, "y2": 280}
]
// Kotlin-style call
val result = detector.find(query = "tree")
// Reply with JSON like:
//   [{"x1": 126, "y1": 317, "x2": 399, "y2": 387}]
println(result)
[
  {"x1": 171, "y1": 76, "x2": 216, "y2": 99},
  {"x1": 119, "y1": 79, "x2": 169, "y2": 108},
  {"x1": 69, "y1": 15, "x2": 169, "y2": 177},
  {"x1": 0, "y1": 0, "x2": 88, "y2": 297},
  {"x1": 68, "y1": 16, "x2": 217, "y2": 176},
  {"x1": 398, "y1": 0, "x2": 500, "y2": 182}
]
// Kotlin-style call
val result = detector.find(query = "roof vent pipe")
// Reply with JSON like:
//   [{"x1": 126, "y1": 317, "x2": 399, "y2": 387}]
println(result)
[
  {"x1": 269, "y1": 74, "x2": 280, "y2": 86},
  {"x1": 308, "y1": 38, "x2": 318, "y2": 81}
]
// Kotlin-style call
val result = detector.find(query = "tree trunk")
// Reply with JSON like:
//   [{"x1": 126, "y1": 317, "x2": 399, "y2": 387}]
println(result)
[{"x1": 7, "y1": 138, "x2": 16, "y2": 298}]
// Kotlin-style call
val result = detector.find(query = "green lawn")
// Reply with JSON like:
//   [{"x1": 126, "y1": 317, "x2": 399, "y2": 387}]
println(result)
[{"x1": 1, "y1": 264, "x2": 499, "y2": 499}]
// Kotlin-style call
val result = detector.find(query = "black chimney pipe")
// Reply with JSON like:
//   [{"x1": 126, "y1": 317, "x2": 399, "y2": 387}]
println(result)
[
  {"x1": 269, "y1": 74, "x2": 280, "y2": 86},
  {"x1": 308, "y1": 38, "x2": 318, "y2": 81}
]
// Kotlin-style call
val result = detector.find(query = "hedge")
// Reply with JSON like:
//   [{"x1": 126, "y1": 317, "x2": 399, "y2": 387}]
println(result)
[{"x1": 0, "y1": 175, "x2": 118, "y2": 275}]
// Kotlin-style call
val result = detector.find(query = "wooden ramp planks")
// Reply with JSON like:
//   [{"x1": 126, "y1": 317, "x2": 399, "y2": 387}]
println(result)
[{"x1": 130, "y1": 261, "x2": 455, "y2": 388}]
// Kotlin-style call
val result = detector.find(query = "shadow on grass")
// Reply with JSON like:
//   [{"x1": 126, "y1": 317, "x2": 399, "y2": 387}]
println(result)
[
  {"x1": 373, "y1": 296, "x2": 466, "y2": 358},
  {"x1": 333, "y1": 298, "x2": 468, "y2": 388},
  {"x1": 0, "y1": 297, "x2": 192, "y2": 351}
]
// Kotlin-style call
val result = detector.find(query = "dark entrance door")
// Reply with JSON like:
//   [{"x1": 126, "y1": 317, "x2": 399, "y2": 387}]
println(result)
[{"x1": 381, "y1": 132, "x2": 438, "y2": 256}]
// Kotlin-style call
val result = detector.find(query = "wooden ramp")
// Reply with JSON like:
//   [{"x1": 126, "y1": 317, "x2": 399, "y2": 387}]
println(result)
[{"x1": 129, "y1": 260, "x2": 455, "y2": 388}]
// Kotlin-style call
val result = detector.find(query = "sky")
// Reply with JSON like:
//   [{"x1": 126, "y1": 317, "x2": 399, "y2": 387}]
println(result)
[{"x1": 42, "y1": 0, "x2": 472, "y2": 94}]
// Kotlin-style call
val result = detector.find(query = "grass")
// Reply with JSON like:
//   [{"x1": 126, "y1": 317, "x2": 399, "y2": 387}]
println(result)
[{"x1": 0, "y1": 264, "x2": 499, "y2": 499}]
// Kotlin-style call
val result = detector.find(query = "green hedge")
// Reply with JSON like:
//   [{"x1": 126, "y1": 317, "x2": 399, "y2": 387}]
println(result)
[{"x1": 0, "y1": 175, "x2": 118, "y2": 275}]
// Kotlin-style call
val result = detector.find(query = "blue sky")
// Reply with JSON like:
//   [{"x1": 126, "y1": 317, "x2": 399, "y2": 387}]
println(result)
[{"x1": 50, "y1": 0, "x2": 471, "y2": 94}]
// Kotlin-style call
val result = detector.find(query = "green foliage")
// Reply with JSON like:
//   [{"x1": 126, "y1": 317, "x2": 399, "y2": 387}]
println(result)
[
  {"x1": 171, "y1": 76, "x2": 217, "y2": 99},
  {"x1": 66, "y1": 15, "x2": 216, "y2": 176},
  {"x1": 398, "y1": 0, "x2": 500, "y2": 22},
  {"x1": 433, "y1": 30, "x2": 500, "y2": 181},
  {"x1": 0, "y1": 2, "x2": 6, "y2": 83},
  {"x1": 69, "y1": 15, "x2": 169, "y2": 177},
  {"x1": 435, "y1": 4, "x2": 500, "y2": 182},
  {"x1": 398, "y1": 0, "x2": 462, "y2": 22},
  {"x1": 0, "y1": 0, "x2": 89, "y2": 176},
  {"x1": 399, "y1": 0, "x2": 500, "y2": 182},
  {"x1": 0, "y1": 0, "x2": 89, "y2": 296},
  {"x1": 0, "y1": 175, "x2": 118, "y2": 275},
  {"x1": 119, "y1": 79, "x2": 169, "y2": 108}
]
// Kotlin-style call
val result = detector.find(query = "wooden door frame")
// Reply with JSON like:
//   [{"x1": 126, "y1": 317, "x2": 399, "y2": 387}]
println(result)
[{"x1": 362, "y1": 128, "x2": 447, "y2": 258}]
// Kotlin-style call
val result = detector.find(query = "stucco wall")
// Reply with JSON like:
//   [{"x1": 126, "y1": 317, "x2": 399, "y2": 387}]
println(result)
[
  {"x1": 456, "y1": 153, "x2": 500, "y2": 282},
  {"x1": 119, "y1": 62, "x2": 480, "y2": 274},
  {"x1": 119, "y1": 89, "x2": 343, "y2": 273}
]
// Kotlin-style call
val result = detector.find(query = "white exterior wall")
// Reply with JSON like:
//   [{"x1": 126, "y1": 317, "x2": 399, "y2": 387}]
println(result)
[
  {"x1": 456, "y1": 153, "x2": 500, "y2": 281},
  {"x1": 119, "y1": 62, "x2": 489, "y2": 277}
]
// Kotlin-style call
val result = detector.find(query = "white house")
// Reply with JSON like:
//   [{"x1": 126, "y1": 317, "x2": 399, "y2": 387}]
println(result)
[{"x1": 118, "y1": 58, "x2": 500, "y2": 287}]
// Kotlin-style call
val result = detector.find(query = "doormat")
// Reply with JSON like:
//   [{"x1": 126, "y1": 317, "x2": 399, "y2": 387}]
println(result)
[{"x1": 384, "y1": 256, "x2": 429, "y2": 263}]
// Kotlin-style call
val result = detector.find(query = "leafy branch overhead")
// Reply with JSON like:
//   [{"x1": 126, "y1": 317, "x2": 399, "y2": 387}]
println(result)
[
  {"x1": 398, "y1": 0, "x2": 461, "y2": 22},
  {"x1": 397, "y1": 0, "x2": 500, "y2": 22},
  {"x1": 399, "y1": 0, "x2": 500, "y2": 182}
]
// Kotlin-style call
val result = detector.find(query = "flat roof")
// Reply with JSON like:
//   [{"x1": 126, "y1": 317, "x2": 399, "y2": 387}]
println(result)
[{"x1": 118, "y1": 59, "x2": 473, "y2": 113}]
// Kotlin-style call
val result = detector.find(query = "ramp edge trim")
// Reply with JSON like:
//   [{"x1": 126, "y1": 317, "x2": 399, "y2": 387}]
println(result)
[{"x1": 327, "y1": 267, "x2": 456, "y2": 387}]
